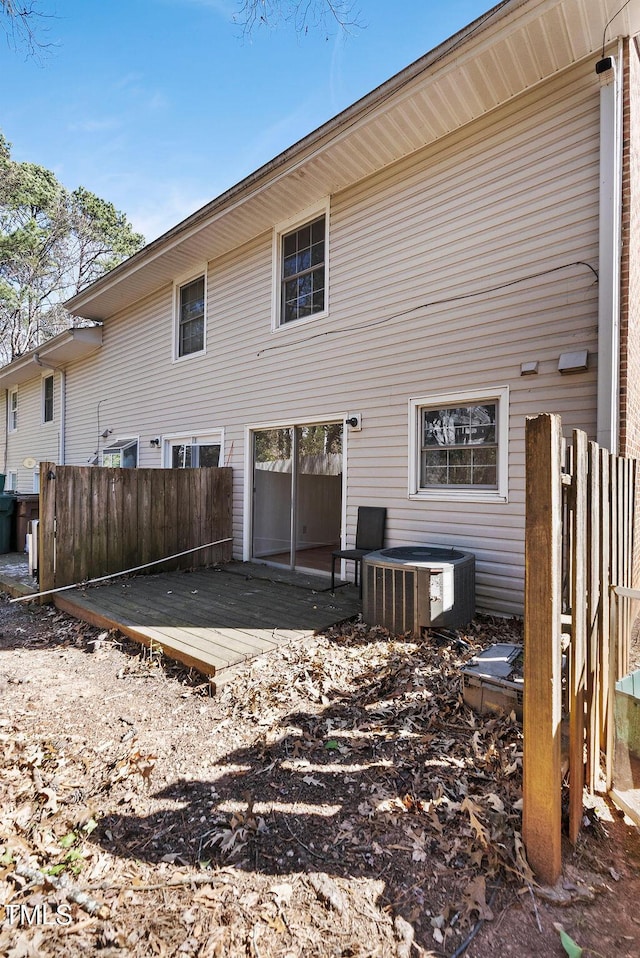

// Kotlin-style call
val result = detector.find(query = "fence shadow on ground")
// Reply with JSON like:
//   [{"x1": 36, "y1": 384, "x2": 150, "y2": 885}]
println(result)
[{"x1": 89, "y1": 634, "x2": 524, "y2": 953}]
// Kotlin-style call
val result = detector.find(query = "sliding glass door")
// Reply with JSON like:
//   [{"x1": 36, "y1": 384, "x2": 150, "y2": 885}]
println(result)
[{"x1": 252, "y1": 422, "x2": 342, "y2": 573}]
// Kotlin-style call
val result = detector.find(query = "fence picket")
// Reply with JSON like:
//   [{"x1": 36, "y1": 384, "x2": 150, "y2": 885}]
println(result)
[
  {"x1": 149, "y1": 469, "x2": 166, "y2": 567},
  {"x1": 569, "y1": 430, "x2": 587, "y2": 843},
  {"x1": 176, "y1": 469, "x2": 193, "y2": 570},
  {"x1": 599, "y1": 450, "x2": 611, "y2": 752},
  {"x1": 122, "y1": 468, "x2": 139, "y2": 571},
  {"x1": 106, "y1": 469, "x2": 124, "y2": 576},
  {"x1": 91, "y1": 467, "x2": 110, "y2": 578},
  {"x1": 57, "y1": 467, "x2": 79, "y2": 585},
  {"x1": 586, "y1": 442, "x2": 600, "y2": 793}
]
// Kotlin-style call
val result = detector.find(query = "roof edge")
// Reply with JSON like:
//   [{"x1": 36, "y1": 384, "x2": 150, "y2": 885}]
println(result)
[
  {"x1": 0, "y1": 326, "x2": 103, "y2": 388},
  {"x1": 65, "y1": 0, "x2": 521, "y2": 315}
]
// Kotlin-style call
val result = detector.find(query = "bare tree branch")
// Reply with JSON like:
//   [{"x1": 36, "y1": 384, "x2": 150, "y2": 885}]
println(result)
[
  {"x1": 0, "y1": 0, "x2": 55, "y2": 59},
  {"x1": 234, "y1": 0, "x2": 362, "y2": 38}
]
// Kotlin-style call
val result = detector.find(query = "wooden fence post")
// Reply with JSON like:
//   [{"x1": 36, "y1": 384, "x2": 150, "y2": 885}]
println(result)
[
  {"x1": 523, "y1": 414, "x2": 563, "y2": 885},
  {"x1": 38, "y1": 462, "x2": 56, "y2": 598}
]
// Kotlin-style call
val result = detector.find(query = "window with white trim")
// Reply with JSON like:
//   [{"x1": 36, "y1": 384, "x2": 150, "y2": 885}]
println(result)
[
  {"x1": 164, "y1": 434, "x2": 222, "y2": 468},
  {"x1": 6, "y1": 470, "x2": 17, "y2": 491},
  {"x1": 102, "y1": 438, "x2": 138, "y2": 468},
  {"x1": 42, "y1": 375, "x2": 54, "y2": 423},
  {"x1": 175, "y1": 274, "x2": 205, "y2": 358},
  {"x1": 274, "y1": 203, "x2": 328, "y2": 327},
  {"x1": 409, "y1": 387, "x2": 508, "y2": 501},
  {"x1": 8, "y1": 388, "x2": 17, "y2": 432}
]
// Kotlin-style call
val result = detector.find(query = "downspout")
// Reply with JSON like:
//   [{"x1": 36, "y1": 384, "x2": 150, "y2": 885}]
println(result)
[
  {"x1": 3, "y1": 389, "x2": 8, "y2": 474},
  {"x1": 59, "y1": 369, "x2": 66, "y2": 465},
  {"x1": 34, "y1": 355, "x2": 66, "y2": 465},
  {"x1": 596, "y1": 43, "x2": 623, "y2": 454}
]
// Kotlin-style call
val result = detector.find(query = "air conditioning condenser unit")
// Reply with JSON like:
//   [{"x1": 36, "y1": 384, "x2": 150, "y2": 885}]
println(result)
[{"x1": 362, "y1": 546, "x2": 475, "y2": 636}]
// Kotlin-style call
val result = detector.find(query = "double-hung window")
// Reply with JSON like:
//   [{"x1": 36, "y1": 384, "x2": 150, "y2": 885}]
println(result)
[
  {"x1": 8, "y1": 388, "x2": 17, "y2": 432},
  {"x1": 274, "y1": 202, "x2": 328, "y2": 328},
  {"x1": 175, "y1": 274, "x2": 205, "y2": 358},
  {"x1": 409, "y1": 387, "x2": 508, "y2": 502},
  {"x1": 43, "y1": 375, "x2": 54, "y2": 423}
]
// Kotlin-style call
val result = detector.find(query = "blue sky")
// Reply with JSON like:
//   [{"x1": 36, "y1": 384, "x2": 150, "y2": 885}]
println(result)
[{"x1": 3, "y1": 0, "x2": 491, "y2": 241}]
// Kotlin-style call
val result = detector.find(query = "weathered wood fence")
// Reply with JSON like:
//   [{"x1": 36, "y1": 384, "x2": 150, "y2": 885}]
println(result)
[
  {"x1": 523, "y1": 414, "x2": 637, "y2": 884},
  {"x1": 38, "y1": 463, "x2": 233, "y2": 595}
]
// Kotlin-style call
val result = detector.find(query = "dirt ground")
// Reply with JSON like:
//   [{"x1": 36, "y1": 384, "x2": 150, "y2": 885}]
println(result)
[{"x1": 1, "y1": 589, "x2": 639, "y2": 958}]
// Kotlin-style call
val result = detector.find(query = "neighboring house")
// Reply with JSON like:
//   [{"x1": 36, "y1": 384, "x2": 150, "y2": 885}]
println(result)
[
  {"x1": 0, "y1": 327, "x2": 103, "y2": 491},
  {"x1": 1, "y1": 0, "x2": 639, "y2": 616}
]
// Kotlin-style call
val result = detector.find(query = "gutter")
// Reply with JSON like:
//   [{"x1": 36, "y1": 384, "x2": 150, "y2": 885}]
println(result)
[{"x1": 3, "y1": 390, "x2": 7, "y2": 475}]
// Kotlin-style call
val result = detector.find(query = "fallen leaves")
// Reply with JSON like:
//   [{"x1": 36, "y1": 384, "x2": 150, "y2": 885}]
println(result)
[
  {"x1": 461, "y1": 874, "x2": 494, "y2": 922},
  {"x1": 0, "y1": 597, "x2": 576, "y2": 957},
  {"x1": 110, "y1": 747, "x2": 157, "y2": 787},
  {"x1": 461, "y1": 796, "x2": 491, "y2": 848}
]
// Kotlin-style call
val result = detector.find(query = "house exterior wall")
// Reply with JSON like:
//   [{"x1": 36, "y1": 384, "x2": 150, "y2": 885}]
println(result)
[
  {"x1": 1, "y1": 375, "x2": 60, "y2": 492},
  {"x1": 42, "y1": 58, "x2": 602, "y2": 616}
]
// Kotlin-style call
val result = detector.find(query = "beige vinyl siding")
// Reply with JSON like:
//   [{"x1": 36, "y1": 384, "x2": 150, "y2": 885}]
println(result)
[
  {"x1": 2, "y1": 377, "x2": 60, "y2": 491},
  {"x1": 51, "y1": 58, "x2": 600, "y2": 615},
  {"x1": 64, "y1": 285, "x2": 174, "y2": 467}
]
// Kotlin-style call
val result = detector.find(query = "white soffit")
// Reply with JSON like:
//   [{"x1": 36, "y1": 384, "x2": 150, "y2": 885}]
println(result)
[
  {"x1": 0, "y1": 326, "x2": 103, "y2": 387},
  {"x1": 66, "y1": 0, "x2": 640, "y2": 322}
]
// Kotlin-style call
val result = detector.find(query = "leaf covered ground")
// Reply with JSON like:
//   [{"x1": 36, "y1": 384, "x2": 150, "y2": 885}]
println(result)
[{"x1": 0, "y1": 591, "x2": 639, "y2": 957}]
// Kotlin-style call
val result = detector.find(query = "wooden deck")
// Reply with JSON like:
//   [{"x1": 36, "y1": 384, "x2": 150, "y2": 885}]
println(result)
[{"x1": 53, "y1": 562, "x2": 360, "y2": 677}]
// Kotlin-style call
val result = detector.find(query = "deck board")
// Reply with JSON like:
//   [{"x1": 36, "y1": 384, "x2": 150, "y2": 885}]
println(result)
[{"x1": 53, "y1": 562, "x2": 360, "y2": 677}]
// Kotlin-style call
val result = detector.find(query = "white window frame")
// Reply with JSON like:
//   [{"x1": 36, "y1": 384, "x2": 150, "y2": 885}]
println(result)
[
  {"x1": 42, "y1": 374, "x2": 54, "y2": 424},
  {"x1": 102, "y1": 437, "x2": 139, "y2": 469},
  {"x1": 408, "y1": 386, "x2": 509, "y2": 503},
  {"x1": 173, "y1": 267, "x2": 207, "y2": 362},
  {"x1": 8, "y1": 387, "x2": 18, "y2": 433},
  {"x1": 6, "y1": 470, "x2": 17, "y2": 491},
  {"x1": 162, "y1": 430, "x2": 224, "y2": 468},
  {"x1": 271, "y1": 199, "x2": 330, "y2": 331},
  {"x1": 242, "y1": 413, "x2": 347, "y2": 562}
]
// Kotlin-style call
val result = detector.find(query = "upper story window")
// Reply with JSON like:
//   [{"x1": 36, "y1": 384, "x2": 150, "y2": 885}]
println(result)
[
  {"x1": 273, "y1": 202, "x2": 329, "y2": 329},
  {"x1": 8, "y1": 388, "x2": 17, "y2": 432},
  {"x1": 409, "y1": 387, "x2": 509, "y2": 502},
  {"x1": 175, "y1": 273, "x2": 206, "y2": 358},
  {"x1": 102, "y1": 438, "x2": 138, "y2": 468},
  {"x1": 43, "y1": 375, "x2": 54, "y2": 423}
]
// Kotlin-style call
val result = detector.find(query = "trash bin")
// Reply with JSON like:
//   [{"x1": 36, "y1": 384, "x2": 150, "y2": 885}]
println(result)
[
  {"x1": 0, "y1": 494, "x2": 15, "y2": 554},
  {"x1": 14, "y1": 494, "x2": 40, "y2": 554}
]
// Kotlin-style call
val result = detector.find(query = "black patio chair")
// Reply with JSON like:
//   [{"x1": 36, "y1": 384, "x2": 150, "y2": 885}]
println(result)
[{"x1": 331, "y1": 506, "x2": 386, "y2": 596}]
